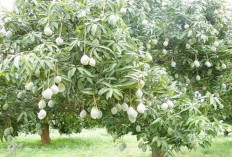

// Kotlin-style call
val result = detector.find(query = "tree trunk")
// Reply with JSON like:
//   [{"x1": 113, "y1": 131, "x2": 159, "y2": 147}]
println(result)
[
  {"x1": 40, "y1": 123, "x2": 51, "y2": 145},
  {"x1": 224, "y1": 130, "x2": 229, "y2": 136},
  {"x1": 152, "y1": 150, "x2": 164, "y2": 157}
]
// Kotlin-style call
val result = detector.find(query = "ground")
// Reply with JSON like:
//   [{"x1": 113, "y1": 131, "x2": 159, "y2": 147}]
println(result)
[{"x1": 0, "y1": 129, "x2": 232, "y2": 157}]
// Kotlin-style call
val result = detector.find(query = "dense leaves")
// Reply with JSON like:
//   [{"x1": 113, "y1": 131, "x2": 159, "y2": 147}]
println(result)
[{"x1": 0, "y1": 0, "x2": 230, "y2": 156}]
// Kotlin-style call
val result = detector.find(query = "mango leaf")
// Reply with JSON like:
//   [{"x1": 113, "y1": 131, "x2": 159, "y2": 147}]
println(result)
[
  {"x1": 91, "y1": 24, "x2": 98, "y2": 36},
  {"x1": 68, "y1": 67, "x2": 76, "y2": 79}
]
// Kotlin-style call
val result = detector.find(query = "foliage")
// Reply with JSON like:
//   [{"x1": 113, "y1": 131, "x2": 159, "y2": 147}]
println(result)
[
  {"x1": 123, "y1": 0, "x2": 232, "y2": 121},
  {"x1": 0, "y1": 0, "x2": 229, "y2": 156}
]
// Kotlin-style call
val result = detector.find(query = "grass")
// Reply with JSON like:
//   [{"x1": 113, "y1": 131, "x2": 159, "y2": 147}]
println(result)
[{"x1": 0, "y1": 129, "x2": 232, "y2": 157}]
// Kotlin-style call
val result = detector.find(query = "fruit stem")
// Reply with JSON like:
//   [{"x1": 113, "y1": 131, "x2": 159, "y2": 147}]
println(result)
[
  {"x1": 59, "y1": 22, "x2": 63, "y2": 37},
  {"x1": 93, "y1": 95, "x2": 97, "y2": 106},
  {"x1": 195, "y1": 54, "x2": 198, "y2": 60},
  {"x1": 83, "y1": 27, "x2": 87, "y2": 55}
]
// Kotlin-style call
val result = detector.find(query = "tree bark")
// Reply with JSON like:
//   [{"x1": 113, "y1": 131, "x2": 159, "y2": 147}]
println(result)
[
  {"x1": 224, "y1": 130, "x2": 229, "y2": 136},
  {"x1": 40, "y1": 123, "x2": 51, "y2": 145},
  {"x1": 152, "y1": 150, "x2": 164, "y2": 157}
]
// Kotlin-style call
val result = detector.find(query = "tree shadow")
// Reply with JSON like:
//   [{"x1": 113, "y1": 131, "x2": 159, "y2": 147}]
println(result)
[{"x1": 15, "y1": 136, "x2": 108, "y2": 150}]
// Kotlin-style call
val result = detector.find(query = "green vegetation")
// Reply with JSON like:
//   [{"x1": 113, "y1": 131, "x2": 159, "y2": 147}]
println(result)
[
  {"x1": 0, "y1": 129, "x2": 231, "y2": 157},
  {"x1": 1, "y1": 0, "x2": 232, "y2": 156}
]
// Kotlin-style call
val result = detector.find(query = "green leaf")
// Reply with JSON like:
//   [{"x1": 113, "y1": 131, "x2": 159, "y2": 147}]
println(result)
[
  {"x1": 81, "y1": 89, "x2": 94, "y2": 95},
  {"x1": 45, "y1": 60, "x2": 54, "y2": 70},
  {"x1": 98, "y1": 88, "x2": 109, "y2": 95},
  {"x1": 91, "y1": 24, "x2": 98, "y2": 36},
  {"x1": 68, "y1": 67, "x2": 76, "y2": 79},
  {"x1": 17, "y1": 112, "x2": 24, "y2": 122},
  {"x1": 106, "y1": 89, "x2": 113, "y2": 99},
  {"x1": 77, "y1": 67, "x2": 94, "y2": 77}
]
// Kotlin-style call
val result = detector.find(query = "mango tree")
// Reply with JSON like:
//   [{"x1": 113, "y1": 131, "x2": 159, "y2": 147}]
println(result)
[
  {"x1": 0, "y1": 0, "x2": 223, "y2": 156},
  {"x1": 123, "y1": 0, "x2": 232, "y2": 133}
]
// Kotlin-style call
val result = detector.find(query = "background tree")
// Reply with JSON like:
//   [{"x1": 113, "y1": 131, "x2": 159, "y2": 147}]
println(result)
[{"x1": 122, "y1": 0, "x2": 232, "y2": 132}]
